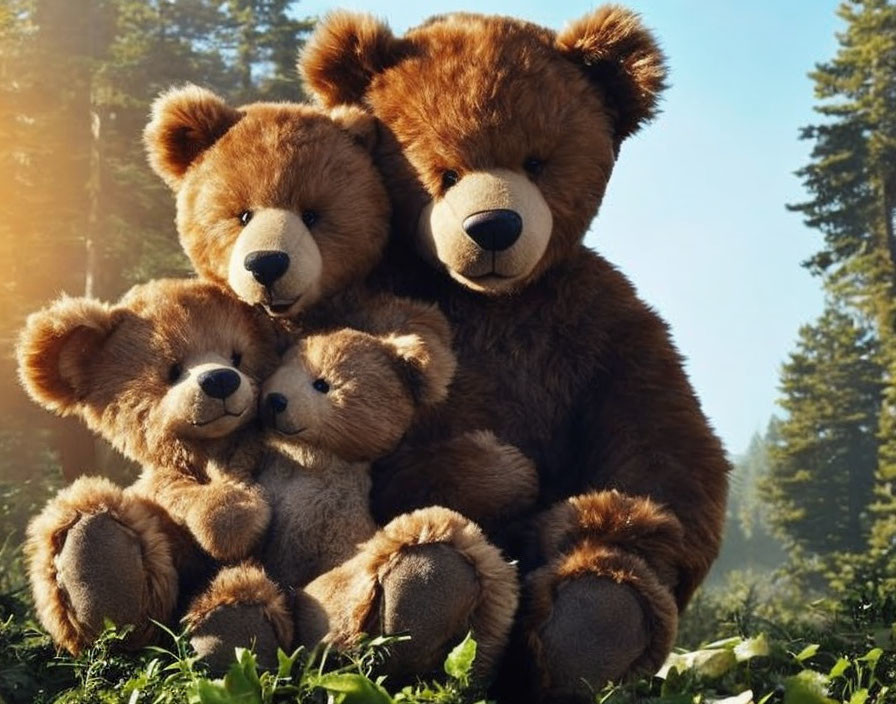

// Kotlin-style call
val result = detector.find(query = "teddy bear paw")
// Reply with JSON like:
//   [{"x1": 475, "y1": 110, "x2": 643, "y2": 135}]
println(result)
[
  {"x1": 538, "y1": 576, "x2": 649, "y2": 701},
  {"x1": 55, "y1": 512, "x2": 149, "y2": 637},
  {"x1": 376, "y1": 542, "x2": 480, "y2": 677},
  {"x1": 192, "y1": 487, "x2": 271, "y2": 562},
  {"x1": 190, "y1": 604, "x2": 281, "y2": 673}
]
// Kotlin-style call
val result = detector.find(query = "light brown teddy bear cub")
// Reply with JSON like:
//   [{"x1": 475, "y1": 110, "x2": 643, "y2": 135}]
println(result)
[
  {"x1": 18, "y1": 278, "x2": 280, "y2": 654},
  {"x1": 188, "y1": 318, "x2": 524, "y2": 679}
]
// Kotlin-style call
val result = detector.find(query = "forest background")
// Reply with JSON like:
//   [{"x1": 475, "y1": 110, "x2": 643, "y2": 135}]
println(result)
[{"x1": 0, "y1": 1, "x2": 894, "y2": 702}]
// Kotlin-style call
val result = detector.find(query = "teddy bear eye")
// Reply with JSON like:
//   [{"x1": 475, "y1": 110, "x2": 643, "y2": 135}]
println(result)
[
  {"x1": 231, "y1": 351, "x2": 242, "y2": 368},
  {"x1": 523, "y1": 156, "x2": 544, "y2": 177},
  {"x1": 301, "y1": 210, "x2": 318, "y2": 228},
  {"x1": 238, "y1": 210, "x2": 253, "y2": 226},
  {"x1": 312, "y1": 378, "x2": 330, "y2": 394},
  {"x1": 441, "y1": 170, "x2": 459, "y2": 192},
  {"x1": 168, "y1": 363, "x2": 183, "y2": 384}
]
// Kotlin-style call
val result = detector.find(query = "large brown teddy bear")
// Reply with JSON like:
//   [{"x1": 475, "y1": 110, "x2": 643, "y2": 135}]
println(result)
[{"x1": 301, "y1": 6, "x2": 731, "y2": 700}]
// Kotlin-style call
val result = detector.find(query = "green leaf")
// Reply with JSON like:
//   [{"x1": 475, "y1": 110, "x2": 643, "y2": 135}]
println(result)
[
  {"x1": 783, "y1": 670, "x2": 836, "y2": 704},
  {"x1": 316, "y1": 673, "x2": 394, "y2": 704},
  {"x1": 276, "y1": 648, "x2": 298, "y2": 679},
  {"x1": 734, "y1": 634, "x2": 770, "y2": 662},
  {"x1": 660, "y1": 648, "x2": 737, "y2": 679},
  {"x1": 192, "y1": 679, "x2": 236, "y2": 704},
  {"x1": 702, "y1": 636, "x2": 744, "y2": 650},
  {"x1": 857, "y1": 647, "x2": 882, "y2": 665},
  {"x1": 794, "y1": 644, "x2": 820, "y2": 662},
  {"x1": 444, "y1": 632, "x2": 477, "y2": 685},
  {"x1": 202, "y1": 649, "x2": 262, "y2": 704},
  {"x1": 848, "y1": 689, "x2": 869, "y2": 704},
  {"x1": 828, "y1": 657, "x2": 850, "y2": 679}
]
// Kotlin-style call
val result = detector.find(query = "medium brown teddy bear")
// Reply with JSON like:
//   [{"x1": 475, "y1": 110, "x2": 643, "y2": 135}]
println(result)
[
  {"x1": 18, "y1": 278, "x2": 280, "y2": 654},
  {"x1": 188, "y1": 322, "x2": 521, "y2": 677},
  {"x1": 142, "y1": 85, "x2": 536, "y2": 522},
  {"x1": 301, "y1": 6, "x2": 731, "y2": 700}
]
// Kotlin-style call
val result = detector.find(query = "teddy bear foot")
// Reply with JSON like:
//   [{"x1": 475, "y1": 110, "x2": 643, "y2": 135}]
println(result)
[
  {"x1": 538, "y1": 576, "x2": 649, "y2": 701},
  {"x1": 377, "y1": 542, "x2": 479, "y2": 675},
  {"x1": 186, "y1": 563, "x2": 293, "y2": 673},
  {"x1": 25, "y1": 477, "x2": 179, "y2": 654},
  {"x1": 190, "y1": 603, "x2": 281, "y2": 672},
  {"x1": 56, "y1": 512, "x2": 149, "y2": 638}
]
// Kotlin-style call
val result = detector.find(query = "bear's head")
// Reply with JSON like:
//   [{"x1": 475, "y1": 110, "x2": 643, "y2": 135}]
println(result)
[
  {"x1": 144, "y1": 88, "x2": 390, "y2": 317},
  {"x1": 17, "y1": 279, "x2": 279, "y2": 472},
  {"x1": 260, "y1": 325, "x2": 454, "y2": 462},
  {"x1": 300, "y1": 7, "x2": 666, "y2": 295}
]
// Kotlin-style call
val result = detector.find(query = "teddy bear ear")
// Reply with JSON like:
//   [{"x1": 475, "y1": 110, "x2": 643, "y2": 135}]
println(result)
[
  {"x1": 329, "y1": 105, "x2": 379, "y2": 153},
  {"x1": 385, "y1": 333, "x2": 457, "y2": 407},
  {"x1": 143, "y1": 84, "x2": 242, "y2": 189},
  {"x1": 555, "y1": 5, "x2": 667, "y2": 142},
  {"x1": 17, "y1": 297, "x2": 119, "y2": 415},
  {"x1": 300, "y1": 11, "x2": 409, "y2": 108}
]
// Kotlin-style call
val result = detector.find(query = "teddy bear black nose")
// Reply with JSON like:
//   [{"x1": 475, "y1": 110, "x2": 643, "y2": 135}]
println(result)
[
  {"x1": 266, "y1": 393, "x2": 288, "y2": 414},
  {"x1": 198, "y1": 368, "x2": 241, "y2": 399},
  {"x1": 244, "y1": 250, "x2": 290, "y2": 288},
  {"x1": 462, "y1": 209, "x2": 522, "y2": 252}
]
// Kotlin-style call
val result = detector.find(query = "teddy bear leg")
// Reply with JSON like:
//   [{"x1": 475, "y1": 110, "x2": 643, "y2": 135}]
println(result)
[
  {"x1": 185, "y1": 563, "x2": 292, "y2": 673},
  {"x1": 299, "y1": 506, "x2": 518, "y2": 681},
  {"x1": 25, "y1": 476, "x2": 179, "y2": 654},
  {"x1": 521, "y1": 491, "x2": 684, "y2": 701}
]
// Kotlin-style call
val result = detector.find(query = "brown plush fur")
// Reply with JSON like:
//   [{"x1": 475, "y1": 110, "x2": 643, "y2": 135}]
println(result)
[
  {"x1": 300, "y1": 506, "x2": 519, "y2": 678},
  {"x1": 18, "y1": 278, "x2": 279, "y2": 563},
  {"x1": 184, "y1": 563, "x2": 294, "y2": 650},
  {"x1": 301, "y1": 6, "x2": 730, "y2": 696},
  {"x1": 25, "y1": 476, "x2": 179, "y2": 654},
  {"x1": 18, "y1": 279, "x2": 284, "y2": 654},
  {"x1": 242, "y1": 326, "x2": 519, "y2": 679},
  {"x1": 144, "y1": 87, "x2": 390, "y2": 319}
]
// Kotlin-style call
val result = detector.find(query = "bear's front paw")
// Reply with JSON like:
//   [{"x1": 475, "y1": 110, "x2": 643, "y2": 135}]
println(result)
[
  {"x1": 191, "y1": 486, "x2": 271, "y2": 561},
  {"x1": 538, "y1": 576, "x2": 649, "y2": 700}
]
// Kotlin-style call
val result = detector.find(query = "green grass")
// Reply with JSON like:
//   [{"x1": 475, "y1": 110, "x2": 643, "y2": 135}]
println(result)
[{"x1": 1, "y1": 585, "x2": 894, "y2": 704}]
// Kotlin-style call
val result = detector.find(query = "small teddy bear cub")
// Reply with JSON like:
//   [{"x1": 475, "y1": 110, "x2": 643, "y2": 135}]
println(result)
[{"x1": 18, "y1": 278, "x2": 279, "y2": 654}]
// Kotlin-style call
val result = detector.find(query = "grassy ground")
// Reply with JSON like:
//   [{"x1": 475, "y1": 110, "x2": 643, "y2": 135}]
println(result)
[{"x1": 1, "y1": 582, "x2": 893, "y2": 704}]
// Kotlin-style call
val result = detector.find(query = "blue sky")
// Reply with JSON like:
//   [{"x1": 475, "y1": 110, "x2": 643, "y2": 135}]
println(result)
[{"x1": 296, "y1": 0, "x2": 842, "y2": 457}]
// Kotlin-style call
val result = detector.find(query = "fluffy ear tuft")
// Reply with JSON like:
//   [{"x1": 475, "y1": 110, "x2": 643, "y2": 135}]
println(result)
[
  {"x1": 556, "y1": 5, "x2": 667, "y2": 141},
  {"x1": 329, "y1": 104, "x2": 378, "y2": 153},
  {"x1": 143, "y1": 84, "x2": 242, "y2": 189},
  {"x1": 385, "y1": 333, "x2": 456, "y2": 407},
  {"x1": 17, "y1": 297, "x2": 118, "y2": 415},
  {"x1": 299, "y1": 11, "x2": 408, "y2": 108}
]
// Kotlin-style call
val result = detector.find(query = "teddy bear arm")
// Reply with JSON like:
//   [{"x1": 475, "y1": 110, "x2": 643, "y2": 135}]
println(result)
[
  {"x1": 372, "y1": 430, "x2": 538, "y2": 527},
  {"x1": 144, "y1": 468, "x2": 271, "y2": 563}
]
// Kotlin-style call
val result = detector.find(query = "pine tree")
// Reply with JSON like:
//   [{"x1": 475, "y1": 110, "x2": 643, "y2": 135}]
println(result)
[
  {"x1": 763, "y1": 304, "x2": 884, "y2": 556},
  {"x1": 789, "y1": 0, "x2": 896, "y2": 578}
]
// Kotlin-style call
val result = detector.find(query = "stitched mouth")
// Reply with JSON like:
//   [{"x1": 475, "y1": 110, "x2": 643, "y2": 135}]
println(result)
[
  {"x1": 273, "y1": 425, "x2": 306, "y2": 437},
  {"x1": 264, "y1": 296, "x2": 300, "y2": 315},
  {"x1": 191, "y1": 407, "x2": 247, "y2": 427},
  {"x1": 469, "y1": 270, "x2": 515, "y2": 280}
]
